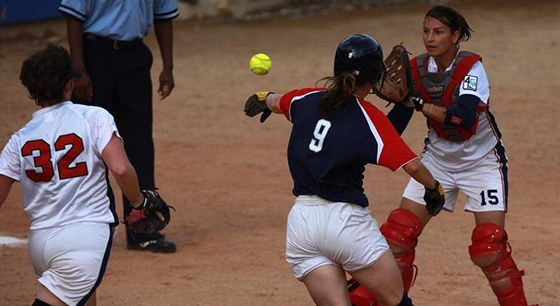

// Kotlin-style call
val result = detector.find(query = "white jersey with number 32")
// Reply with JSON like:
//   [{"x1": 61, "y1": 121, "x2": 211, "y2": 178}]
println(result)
[{"x1": 0, "y1": 101, "x2": 119, "y2": 230}]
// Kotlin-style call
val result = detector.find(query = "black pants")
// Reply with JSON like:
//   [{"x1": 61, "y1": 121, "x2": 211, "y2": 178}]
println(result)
[{"x1": 75, "y1": 37, "x2": 156, "y2": 242}]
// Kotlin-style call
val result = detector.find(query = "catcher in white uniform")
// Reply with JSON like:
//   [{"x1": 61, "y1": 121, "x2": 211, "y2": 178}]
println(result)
[
  {"x1": 375, "y1": 5, "x2": 535, "y2": 306},
  {"x1": 0, "y1": 44, "x2": 146, "y2": 306}
]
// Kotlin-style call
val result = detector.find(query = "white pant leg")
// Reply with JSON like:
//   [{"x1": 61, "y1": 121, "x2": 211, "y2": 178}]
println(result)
[
  {"x1": 29, "y1": 222, "x2": 113, "y2": 306},
  {"x1": 286, "y1": 196, "x2": 389, "y2": 280}
]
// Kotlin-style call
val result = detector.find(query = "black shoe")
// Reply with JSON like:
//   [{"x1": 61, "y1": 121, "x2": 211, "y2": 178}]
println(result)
[{"x1": 127, "y1": 232, "x2": 176, "y2": 253}]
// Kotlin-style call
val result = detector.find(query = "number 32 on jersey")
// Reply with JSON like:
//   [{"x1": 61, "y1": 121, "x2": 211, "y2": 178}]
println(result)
[{"x1": 21, "y1": 133, "x2": 89, "y2": 182}]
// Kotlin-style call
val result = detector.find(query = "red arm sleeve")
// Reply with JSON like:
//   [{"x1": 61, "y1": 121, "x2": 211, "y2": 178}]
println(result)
[{"x1": 279, "y1": 88, "x2": 324, "y2": 121}]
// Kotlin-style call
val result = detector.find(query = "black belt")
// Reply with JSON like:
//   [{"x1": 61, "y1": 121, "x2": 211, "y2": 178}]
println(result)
[{"x1": 85, "y1": 34, "x2": 142, "y2": 50}]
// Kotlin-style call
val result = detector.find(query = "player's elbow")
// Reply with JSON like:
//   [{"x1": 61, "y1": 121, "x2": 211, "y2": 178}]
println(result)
[
  {"x1": 0, "y1": 175, "x2": 16, "y2": 207},
  {"x1": 402, "y1": 158, "x2": 421, "y2": 176},
  {"x1": 110, "y1": 162, "x2": 133, "y2": 178},
  {"x1": 445, "y1": 94, "x2": 480, "y2": 129}
]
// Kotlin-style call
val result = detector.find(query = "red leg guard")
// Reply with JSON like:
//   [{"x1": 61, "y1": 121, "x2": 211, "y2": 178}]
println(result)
[
  {"x1": 469, "y1": 223, "x2": 529, "y2": 306},
  {"x1": 380, "y1": 209, "x2": 423, "y2": 292},
  {"x1": 348, "y1": 279, "x2": 379, "y2": 306}
]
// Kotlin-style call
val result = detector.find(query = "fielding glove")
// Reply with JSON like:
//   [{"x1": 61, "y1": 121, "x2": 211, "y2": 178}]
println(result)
[
  {"x1": 244, "y1": 91, "x2": 273, "y2": 123},
  {"x1": 424, "y1": 180, "x2": 445, "y2": 216},
  {"x1": 124, "y1": 189, "x2": 175, "y2": 233}
]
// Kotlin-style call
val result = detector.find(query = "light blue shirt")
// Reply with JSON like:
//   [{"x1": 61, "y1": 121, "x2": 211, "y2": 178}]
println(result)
[{"x1": 58, "y1": 0, "x2": 179, "y2": 41}]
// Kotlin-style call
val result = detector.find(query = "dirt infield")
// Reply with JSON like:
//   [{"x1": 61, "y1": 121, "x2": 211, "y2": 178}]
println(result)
[{"x1": 1, "y1": 1, "x2": 559, "y2": 305}]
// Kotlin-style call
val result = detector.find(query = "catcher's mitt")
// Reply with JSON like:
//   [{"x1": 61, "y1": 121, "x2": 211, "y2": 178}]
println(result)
[
  {"x1": 375, "y1": 44, "x2": 416, "y2": 108},
  {"x1": 124, "y1": 189, "x2": 175, "y2": 233}
]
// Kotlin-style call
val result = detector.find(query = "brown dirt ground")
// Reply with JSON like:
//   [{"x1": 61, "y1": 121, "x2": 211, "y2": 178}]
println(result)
[{"x1": 1, "y1": 1, "x2": 559, "y2": 305}]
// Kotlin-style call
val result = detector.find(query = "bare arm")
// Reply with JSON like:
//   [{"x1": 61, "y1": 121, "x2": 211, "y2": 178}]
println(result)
[
  {"x1": 101, "y1": 134, "x2": 144, "y2": 207},
  {"x1": 265, "y1": 93, "x2": 283, "y2": 114},
  {"x1": 66, "y1": 16, "x2": 93, "y2": 101},
  {"x1": 402, "y1": 158, "x2": 437, "y2": 189},
  {"x1": 420, "y1": 103, "x2": 446, "y2": 123},
  {"x1": 154, "y1": 19, "x2": 175, "y2": 99},
  {"x1": 423, "y1": 95, "x2": 480, "y2": 130},
  {"x1": 403, "y1": 158, "x2": 446, "y2": 216},
  {"x1": 0, "y1": 175, "x2": 15, "y2": 208}
]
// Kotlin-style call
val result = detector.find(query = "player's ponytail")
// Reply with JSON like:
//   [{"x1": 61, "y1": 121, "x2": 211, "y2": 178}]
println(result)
[{"x1": 317, "y1": 73, "x2": 360, "y2": 119}]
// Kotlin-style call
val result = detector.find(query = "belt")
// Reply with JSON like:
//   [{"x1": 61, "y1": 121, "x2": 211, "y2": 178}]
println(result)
[
  {"x1": 85, "y1": 34, "x2": 142, "y2": 50},
  {"x1": 295, "y1": 195, "x2": 333, "y2": 205}
]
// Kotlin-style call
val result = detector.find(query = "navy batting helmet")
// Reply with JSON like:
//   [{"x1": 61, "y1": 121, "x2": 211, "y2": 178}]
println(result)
[{"x1": 334, "y1": 34, "x2": 384, "y2": 85}]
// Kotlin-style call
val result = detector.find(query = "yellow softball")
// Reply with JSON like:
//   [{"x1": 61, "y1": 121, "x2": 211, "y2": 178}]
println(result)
[{"x1": 249, "y1": 53, "x2": 272, "y2": 76}]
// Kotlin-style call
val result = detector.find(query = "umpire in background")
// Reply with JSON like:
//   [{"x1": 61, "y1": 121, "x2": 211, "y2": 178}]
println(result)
[{"x1": 58, "y1": 0, "x2": 179, "y2": 253}]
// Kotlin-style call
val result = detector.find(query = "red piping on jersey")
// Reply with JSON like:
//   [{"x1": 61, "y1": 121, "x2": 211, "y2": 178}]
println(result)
[
  {"x1": 356, "y1": 97, "x2": 417, "y2": 172},
  {"x1": 279, "y1": 88, "x2": 324, "y2": 121}
]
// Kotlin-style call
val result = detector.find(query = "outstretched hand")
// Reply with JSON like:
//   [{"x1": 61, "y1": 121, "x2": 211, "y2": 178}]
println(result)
[{"x1": 244, "y1": 91, "x2": 273, "y2": 123}]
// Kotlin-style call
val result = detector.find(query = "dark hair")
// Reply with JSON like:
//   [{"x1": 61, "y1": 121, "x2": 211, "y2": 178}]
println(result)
[
  {"x1": 19, "y1": 44, "x2": 73, "y2": 106},
  {"x1": 317, "y1": 73, "x2": 368, "y2": 118},
  {"x1": 425, "y1": 5, "x2": 473, "y2": 42}
]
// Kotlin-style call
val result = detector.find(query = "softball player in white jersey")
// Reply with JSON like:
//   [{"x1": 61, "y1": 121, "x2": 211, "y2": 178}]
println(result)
[
  {"x1": 0, "y1": 44, "x2": 145, "y2": 306},
  {"x1": 372, "y1": 5, "x2": 535, "y2": 306},
  {"x1": 403, "y1": 56, "x2": 501, "y2": 212}
]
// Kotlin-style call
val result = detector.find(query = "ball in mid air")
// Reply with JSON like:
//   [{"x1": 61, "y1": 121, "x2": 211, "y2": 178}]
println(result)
[{"x1": 249, "y1": 53, "x2": 272, "y2": 75}]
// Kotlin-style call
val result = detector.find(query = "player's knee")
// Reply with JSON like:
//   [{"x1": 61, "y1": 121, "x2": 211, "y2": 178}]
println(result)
[
  {"x1": 380, "y1": 209, "x2": 422, "y2": 258},
  {"x1": 469, "y1": 223, "x2": 509, "y2": 270}
]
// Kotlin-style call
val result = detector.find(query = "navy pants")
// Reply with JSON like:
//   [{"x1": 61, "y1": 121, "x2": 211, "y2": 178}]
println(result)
[{"x1": 75, "y1": 37, "x2": 156, "y2": 242}]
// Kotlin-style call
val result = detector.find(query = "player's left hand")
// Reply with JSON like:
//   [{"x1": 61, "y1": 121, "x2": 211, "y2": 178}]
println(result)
[
  {"x1": 124, "y1": 189, "x2": 175, "y2": 233},
  {"x1": 158, "y1": 70, "x2": 175, "y2": 99},
  {"x1": 424, "y1": 180, "x2": 445, "y2": 216},
  {"x1": 244, "y1": 91, "x2": 273, "y2": 123},
  {"x1": 375, "y1": 44, "x2": 417, "y2": 108}
]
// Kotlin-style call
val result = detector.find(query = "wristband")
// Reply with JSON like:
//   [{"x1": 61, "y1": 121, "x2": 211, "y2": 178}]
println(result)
[{"x1": 131, "y1": 194, "x2": 147, "y2": 210}]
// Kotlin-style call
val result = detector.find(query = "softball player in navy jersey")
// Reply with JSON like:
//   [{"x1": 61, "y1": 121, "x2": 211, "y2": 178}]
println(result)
[
  {"x1": 0, "y1": 45, "x2": 145, "y2": 306},
  {"x1": 245, "y1": 34, "x2": 445, "y2": 306},
  {"x1": 359, "y1": 6, "x2": 535, "y2": 306}
]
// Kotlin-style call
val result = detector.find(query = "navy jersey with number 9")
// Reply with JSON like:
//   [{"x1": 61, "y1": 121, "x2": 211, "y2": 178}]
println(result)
[{"x1": 279, "y1": 88, "x2": 417, "y2": 207}]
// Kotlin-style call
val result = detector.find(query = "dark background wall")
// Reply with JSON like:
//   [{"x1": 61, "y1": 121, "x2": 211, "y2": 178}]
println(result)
[
  {"x1": 0, "y1": 0, "x2": 61, "y2": 25},
  {"x1": 0, "y1": 0, "x2": 433, "y2": 25}
]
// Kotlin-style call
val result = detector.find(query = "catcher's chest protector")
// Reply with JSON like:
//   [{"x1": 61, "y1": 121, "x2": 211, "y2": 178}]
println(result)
[{"x1": 411, "y1": 52, "x2": 483, "y2": 142}]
